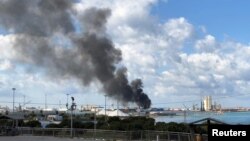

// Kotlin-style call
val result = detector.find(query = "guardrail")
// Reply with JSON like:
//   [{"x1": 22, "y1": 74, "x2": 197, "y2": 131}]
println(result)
[{"x1": 3, "y1": 127, "x2": 208, "y2": 141}]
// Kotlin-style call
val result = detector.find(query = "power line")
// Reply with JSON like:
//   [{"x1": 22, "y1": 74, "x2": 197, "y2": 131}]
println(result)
[
  {"x1": 0, "y1": 101, "x2": 61, "y2": 106},
  {"x1": 1, "y1": 93, "x2": 250, "y2": 107}
]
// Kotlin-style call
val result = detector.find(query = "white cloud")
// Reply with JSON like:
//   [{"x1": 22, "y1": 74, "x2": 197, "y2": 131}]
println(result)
[
  {"x1": 0, "y1": 34, "x2": 16, "y2": 60},
  {"x1": 75, "y1": 0, "x2": 157, "y2": 28},
  {"x1": 195, "y1": 35, "x2": 217, "y2": 52},
  {"x1": 0, "y1": 59, "x2": 14, "y2": 71},
  {"x1": 154, "y1": 85, "x2": 177, "y2": 96},
  {"x1": 185, "y1": 53, "x2": 226, "y2": 72},
  {"x1": 163, "y1": 17, "x2": 193, "y2": 43}
]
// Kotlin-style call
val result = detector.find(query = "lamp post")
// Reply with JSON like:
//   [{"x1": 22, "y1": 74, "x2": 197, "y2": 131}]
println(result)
[
  {"x1": 93, "y1": 106, "x2": 99, "y2": 139},
  {"x1": 66, "y1": 94, "x2": 69, "y2": 105},
  {"x1": 104, "y1": 95, "x2": 107, "y2": 121},
  {"x1": 94, "y1": 107, "x2": 96, "y2": 137},
  {"x1": 12, "y1": 88, "x2": 16, "y2": 113},
  {"x1": 23, "y1": 95, "x2": 26, "y2": 110},
  {"x1": 45, "y1": 93, "x2": 47, "y2": 109},
  {"x1": 66, "y1": 96, "x2": 76, "y2": 138}
]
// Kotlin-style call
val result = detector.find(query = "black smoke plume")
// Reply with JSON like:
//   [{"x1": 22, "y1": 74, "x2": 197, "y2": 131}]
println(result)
[{"x1": 0, "y1": 0, "x2": 151, "y2": 108}]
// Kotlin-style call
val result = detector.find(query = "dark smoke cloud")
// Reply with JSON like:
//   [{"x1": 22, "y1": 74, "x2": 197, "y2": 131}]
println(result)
[
  {"x1": 0, "y1": 0, "x2": 151, "y2": 108},
  {"x1": 0, "y1": 0, "x2": 74, "y2": 36},
  {"x1": 79, "y1": 7, "x2": 111, "y2": 34},
  {"x1": 104, "y1": 68, "x2": 151, "y2": 108}
]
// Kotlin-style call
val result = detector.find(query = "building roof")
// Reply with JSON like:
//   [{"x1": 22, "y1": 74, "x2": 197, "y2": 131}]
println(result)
[
  {"x1": 97, "y1": 109, "x2": 129, "y2": 117},
  {"x1": 189, "y1": 117, "x2": 227, "y2": 125},
  {"x1": 0, "y1": 113, "x2": 25, "y2": 120}
]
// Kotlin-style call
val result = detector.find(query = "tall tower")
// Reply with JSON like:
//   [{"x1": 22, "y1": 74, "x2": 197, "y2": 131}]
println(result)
[
  {"x1": 200, "y1": 100, "x2": 204, "y2": 111},
  {"x1": 208, "y1": 96, "x2": 212, "y2": 111},
  {"x1": 204, "y1": 96, "x2": 212, "y2": 111}
]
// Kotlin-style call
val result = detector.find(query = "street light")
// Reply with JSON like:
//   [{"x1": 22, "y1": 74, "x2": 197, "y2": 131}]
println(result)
[
  {"x1": 66, "y1": 94, "x2": 69, "y2": 105},
  {"x1": 12, "y1": 88, "x2": 16, "y2": 113},
  {"x1": 92, "y1": 106, "x2": 99, "y2": 139},
  {"x1": 104, "y1": 95, "x2": 107, "y2": 121},
  {"x1": 66, "y1": 96, "x2": 76, "y2": 138}
]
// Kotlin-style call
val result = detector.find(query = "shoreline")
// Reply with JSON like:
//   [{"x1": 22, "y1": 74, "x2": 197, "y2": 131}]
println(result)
[{"x1": 154, "y1": 111, "x2": 250, "y2": 124}]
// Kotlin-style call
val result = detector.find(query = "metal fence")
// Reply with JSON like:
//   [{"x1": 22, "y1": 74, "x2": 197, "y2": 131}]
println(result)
[{"x1": 13, "y1": 127, "x2": 207, "y2": 141}]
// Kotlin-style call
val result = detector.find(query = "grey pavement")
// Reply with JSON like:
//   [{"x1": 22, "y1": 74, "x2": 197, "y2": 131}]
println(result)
[{"x1": 0, "y1": 136, "x2": 102, "y2": 141}]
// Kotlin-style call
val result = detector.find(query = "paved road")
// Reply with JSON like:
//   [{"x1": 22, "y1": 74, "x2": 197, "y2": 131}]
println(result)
[{"x1": 0, "y1": 136, "x2": 98, "y2": 141}]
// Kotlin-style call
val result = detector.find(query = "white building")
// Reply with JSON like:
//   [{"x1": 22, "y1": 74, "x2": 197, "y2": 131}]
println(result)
[
  {"x1": 97, "y1": 109, "x2": 129, "y2": 117},
  {"x1": 203, "y1": 96, "x2": 212, "y2": 111},
  {"x1": 47, "y1": 115, "x2": 63, "y2": 121},
  {"x1": 81, "y1": 105, "x2": 100, "y2": 112}
]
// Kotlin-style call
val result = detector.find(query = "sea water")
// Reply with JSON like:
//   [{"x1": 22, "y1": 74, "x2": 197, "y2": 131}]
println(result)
[{"x1": 154, "y1": 111, "x2": 250, "y2": 124}]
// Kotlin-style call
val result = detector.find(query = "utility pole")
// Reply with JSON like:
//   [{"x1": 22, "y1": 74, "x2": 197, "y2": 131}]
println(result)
[
  {"x1": 104, "y1": 95, "x2": 107, "y2": 121},
  {"x1": 12, "y1": 88, "x2": 16, "y2": 113},
  {"x1": 45, "y1": 93, "x2": 47, "y2": 109},
  {"x1": 94, "y1": 107, "x2": 97, "y2": 138},
  {"x1": 66, "y1": 94, "x2": 69, "y2": 105},
  {"x1": 12, "y1": 88, "x2": 16, "y2": 128},
  {"x1": 117, "y1": 100, "x2": 119, "y2": 116},
  {"x1": 66, "y1": 96, "x2": 76, "y2": 138},
  {"x1": 66, "y1": 94, "x2": 69, "y2": 113},
  {"x1": 71, "y1": 105, "x2": 73, "y2": 137},
  {"x1": 21, "y1": 94, "x2": 26, "y2": 111}
]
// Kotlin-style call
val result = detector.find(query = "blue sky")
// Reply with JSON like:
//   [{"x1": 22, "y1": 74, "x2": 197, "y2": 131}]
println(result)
[
  {"x1": 152, "y1": 0, "x2": 250, "y2": 43},
  {"x1": 1, "y1": 0, "x2": 250, "y2": 110}
]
